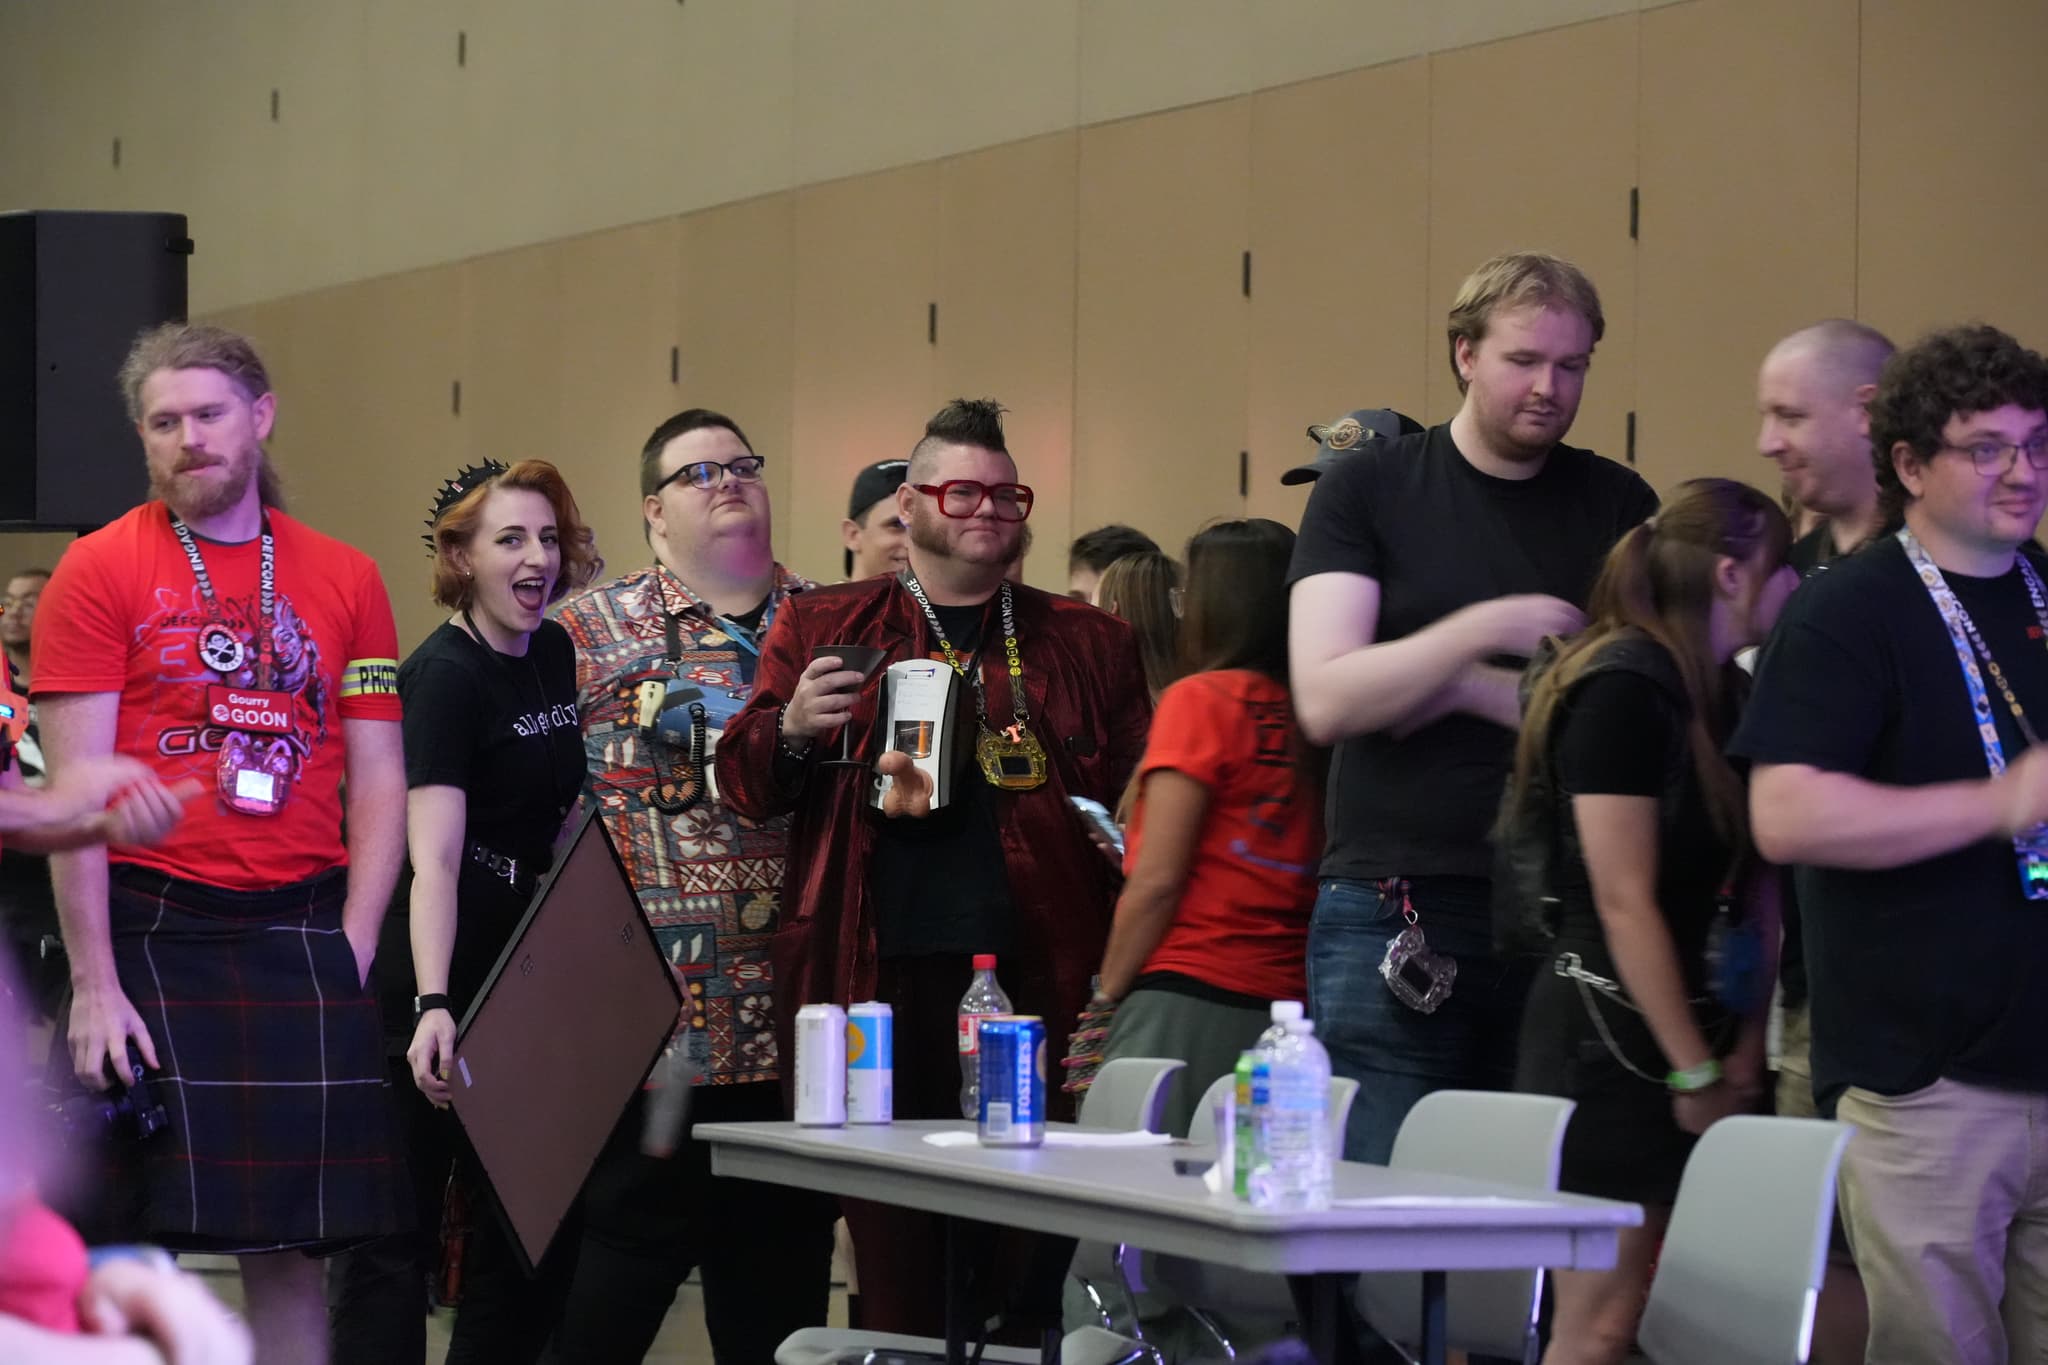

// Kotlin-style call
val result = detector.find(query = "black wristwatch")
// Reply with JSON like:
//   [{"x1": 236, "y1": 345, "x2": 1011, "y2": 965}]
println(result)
[{"x1": 413, "y1": 993, "x2": 452, "y2": 1023}]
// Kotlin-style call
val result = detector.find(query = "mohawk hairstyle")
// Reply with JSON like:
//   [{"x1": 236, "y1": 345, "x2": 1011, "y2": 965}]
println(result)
[{"x1": 909, "y1": 397, "x2": 1009, "y2": 480}]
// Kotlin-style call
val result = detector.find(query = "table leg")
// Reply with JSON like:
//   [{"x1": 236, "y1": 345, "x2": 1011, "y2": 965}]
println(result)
[
  {"x1": 945, "y1": 1216, "x2": 966, "y2": 1365},
  {"x1": 1418, "y1": 1269, "x2": 1447, "y2": 1365},
  {"x1": 1287, "y1": 1272, "x2": 1363, "y2": 1365}
]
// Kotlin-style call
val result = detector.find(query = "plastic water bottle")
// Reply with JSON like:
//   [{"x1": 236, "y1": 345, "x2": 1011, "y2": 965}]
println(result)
[
  {"x1": 1258, "y1": 1017, "x2": 1333, "y2": 1210},
  {"x1": 1259, "y1": 999, "x2": 1304, "y2": 1048},
  {"x1": 958, "y1": 954, "x2": 1013, "y2": 1118}
]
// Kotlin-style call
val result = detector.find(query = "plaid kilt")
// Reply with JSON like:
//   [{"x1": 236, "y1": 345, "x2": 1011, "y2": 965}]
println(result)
[{"x1": 107, "y1": 864, "x2": 408, "y2": 1253}]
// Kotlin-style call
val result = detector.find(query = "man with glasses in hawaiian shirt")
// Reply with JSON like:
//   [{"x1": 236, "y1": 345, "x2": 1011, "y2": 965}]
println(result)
[
  {"x1": 718, "y1": 397, "x2": 1151, "y2": 1339},
  {"x1": 546, "y1": 408, "x2": 831, "y2": 1365}
]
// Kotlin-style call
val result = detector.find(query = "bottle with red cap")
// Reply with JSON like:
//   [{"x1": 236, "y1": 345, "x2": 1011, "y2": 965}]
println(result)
[{"x1": 957, "y1": 954, "x2": 1014, "y2": 1118}]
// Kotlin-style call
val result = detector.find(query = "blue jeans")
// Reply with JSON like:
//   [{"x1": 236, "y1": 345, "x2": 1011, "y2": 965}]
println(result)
[{"x1": 1308, "y1": 875, "x2": 1535, "y2": 1165}]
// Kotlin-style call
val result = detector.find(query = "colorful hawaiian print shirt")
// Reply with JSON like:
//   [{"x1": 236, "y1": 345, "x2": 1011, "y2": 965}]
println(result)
[{"x1": 557, "y1": 561, "x2": 814, "y2": 1086}]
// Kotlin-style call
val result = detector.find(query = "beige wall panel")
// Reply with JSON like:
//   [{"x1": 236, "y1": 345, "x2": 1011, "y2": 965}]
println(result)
[
  {"x1": 555, "y1": 1, "x2": 798, "y2": 234},
  {"x1": 1425, "y1": 14, "x2": 1639, "y2": 464},
  {"x1": 790, "y1": 167, "x2": 941, "y2": 585},
  {"x1": 1078, "y1": 0, "x2": 1251, "y2": 125},
  {"x1": 1075, "y1": 98, "x2": 1250, "y2": 556},
  {"x1": 795, "y1": 2, "x2": 1078, "y2": 185},
  {"x1": 552, "y1": 219, "x2": 686, "y2": 577},
  {"x1": 1430, "y1": 0, "x2": 1643, "y2": 54},
  {"x1": 1246, "y1": 61, "x2": 1431, "y2": 528},
  {"x1": 461, "y1": 245, "x2": 565, "y2": 483},
  {"x1": 1858, "y1": 0, "x2": 2048, "y2": 347},
  {"x1": 1244, "y1": 0, "x2": 1432, "y2": 93},
  {"x1": 250, "y1": 1, "x2": 371, "y2": 310},
  {"x1": 934, "y1": 133, "x2": 1079, "y2": 594},
  {"x1": 282, "y1": 270, "x2": 465, "y2": 652},
  {"x1": 451, "y1": 1, "x2": 576, "y2": 255},
  {"x1": 0, "y1": 532, "x2": 86, "y2": 582},
  {"x1": 675, "y1": 195, "x2": 798, "y2": 573},
  {"x1": 1636, "y1": 0, "x2": 1857, "y2": 494},
  {"x1": 358, "y1": 0, "x2": 469, "y2": 286}
]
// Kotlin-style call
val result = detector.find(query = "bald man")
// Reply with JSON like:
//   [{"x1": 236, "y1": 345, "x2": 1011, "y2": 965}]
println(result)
[{"x1": 1757, "y1": 319, "x2": 1896, "y2": 572}]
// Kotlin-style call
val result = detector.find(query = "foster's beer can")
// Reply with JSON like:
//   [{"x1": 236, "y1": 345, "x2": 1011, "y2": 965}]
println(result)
[{"x1": 976, "y1": 1015, "x2": 1045, "y2": 1148}]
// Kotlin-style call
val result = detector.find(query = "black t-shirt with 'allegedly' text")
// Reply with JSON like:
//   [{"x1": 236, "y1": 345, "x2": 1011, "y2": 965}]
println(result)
[{"x1": 1286, "y1": 424, "x2": 1659, "y2": 881}]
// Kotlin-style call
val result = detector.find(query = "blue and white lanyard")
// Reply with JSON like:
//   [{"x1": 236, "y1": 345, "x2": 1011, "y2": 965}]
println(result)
[{"x1": 1897, "y1": 529, "x2": 2048, "y2": 777}]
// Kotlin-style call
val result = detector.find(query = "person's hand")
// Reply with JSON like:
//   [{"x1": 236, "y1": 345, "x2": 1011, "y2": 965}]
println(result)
[
  {"x1": 69, "y1": 980, "x2": 157, "y2": 1090},
  {"x1": 1058, "y1": 996, "x2": 1119, "y2": 1095},
  {"x1": 1996, "y1": 745, "x2": 2048, "y2": 836},
  {"x1": 1724, "y1": 1029, "x2": 1768, "y2": 1109},
  {"x1": 94, "y1": 777, "x2": 205, "y2": 848},
  {"x1": 42, "y1": 754, "x2": 161, "y2": 826},
  {"x1": 876, "y1": 750, "x2": 933, "y2": 818},
  {"x1": 407, "y1": 1008, "x2": 457, "y2": 1107},
  {"x1": 1671, "y1": 1083, "x2": 1749, "y2": 1135},
  {"x1": 1459, "y1": 594, "x2": 1588, "y2": 659},
  {"x1": 781, "y1": 657, "x2": 867, "y2": 743},
  {"x1": 77, "y1": 1257, "x2": 253, "y2": 1365},
  {"x1": 342, "y1": 925, "x2": 375, "y2": 989}
]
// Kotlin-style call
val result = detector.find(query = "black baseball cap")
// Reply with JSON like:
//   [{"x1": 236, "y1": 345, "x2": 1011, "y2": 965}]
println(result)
[
  {"x1": 847, "y1": 460, "x2": 910, "y2": 520},
  {"x1": 1281, "y1": 408, "x2": 1424, "y2": 485}
]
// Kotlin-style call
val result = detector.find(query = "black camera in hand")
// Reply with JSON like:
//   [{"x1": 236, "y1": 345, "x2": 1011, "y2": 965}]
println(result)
[{"x1": 53, "y1": 1044, "x2": 169, "y2": 1146}]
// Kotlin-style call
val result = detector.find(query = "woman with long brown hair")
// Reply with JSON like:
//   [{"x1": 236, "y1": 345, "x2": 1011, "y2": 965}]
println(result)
[
  {"x1": 1096, "y1": 549, "x2": 1183, "y2": 703},
  {"x1": 1074, "y1": 519, "x2": 1320, "y2": 1136},
  {"x1": 1504, "y1": 477, "x2": 1797, "y2": 1364}
]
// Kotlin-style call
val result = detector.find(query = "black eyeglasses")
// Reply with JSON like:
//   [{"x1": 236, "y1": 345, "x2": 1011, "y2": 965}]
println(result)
[
  {"x1": 655, "y1": 454, "x2": 768, "y2": 493},
  {"x1": 911, "y1": 480, "x2": 1035, "y2": 522},
  {"x1": 1942, "y1": 434, "x2": 2048, "y2": 476}
]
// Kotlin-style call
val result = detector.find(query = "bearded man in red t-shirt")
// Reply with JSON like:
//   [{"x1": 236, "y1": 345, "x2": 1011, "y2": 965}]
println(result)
[{"x1": 35, "y1": 323, "x2": 409, "y2": 1363}]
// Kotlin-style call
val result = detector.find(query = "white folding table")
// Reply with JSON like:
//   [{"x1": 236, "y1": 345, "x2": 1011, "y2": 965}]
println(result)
[{"x1": 696, "y1": 1119, "x2": 1640, "y2": 1365}]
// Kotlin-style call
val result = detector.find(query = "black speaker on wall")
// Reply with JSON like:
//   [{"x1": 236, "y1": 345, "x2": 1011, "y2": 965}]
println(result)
[{"x1": 0, "y1": 210, "x2": 191, "y2": 531}]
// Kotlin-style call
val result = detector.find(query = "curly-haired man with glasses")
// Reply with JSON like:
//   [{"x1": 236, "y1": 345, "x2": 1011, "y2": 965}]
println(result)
[{"x1": 1734, "y1": 324, "x2": 2048, "y2": 1365}]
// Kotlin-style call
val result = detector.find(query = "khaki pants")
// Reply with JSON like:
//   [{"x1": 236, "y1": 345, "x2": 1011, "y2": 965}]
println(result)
[{"x1": 1835, "y1": 1077, "x2": 2048, "y2": 1365}]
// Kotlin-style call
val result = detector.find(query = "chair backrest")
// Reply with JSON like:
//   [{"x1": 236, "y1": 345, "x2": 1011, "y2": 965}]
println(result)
[
  {"x1": 1076, "y1": 1056, "x2": 1186, "y2": 1133},
  {"x1": 1638, "y1": 1115, "x2": 1853, "y2": 1365},
  {"x1": 1355, "y1": 1090, "x2": 1576, "y2": 1361},
  {"x1": 1184, "y1": 1072, "x2": 1359, "y2": 1144}
]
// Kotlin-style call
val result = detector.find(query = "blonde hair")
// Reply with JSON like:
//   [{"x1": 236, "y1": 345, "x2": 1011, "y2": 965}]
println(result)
[{"x1": 1446, "y1": 252, "x2": 1604, "y2": 393}]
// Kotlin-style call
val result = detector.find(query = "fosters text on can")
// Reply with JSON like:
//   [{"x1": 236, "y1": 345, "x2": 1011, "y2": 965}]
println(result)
[
  {"x1": 976, "y1": 1015, "x2": 1046, "y2": 1148},
  {"x1": 795, "y1": 1003, "x2": 847, "y2": 1127},
  {"x1": 847, "y1": 1001, "x2": 894, "y2": 1124}
]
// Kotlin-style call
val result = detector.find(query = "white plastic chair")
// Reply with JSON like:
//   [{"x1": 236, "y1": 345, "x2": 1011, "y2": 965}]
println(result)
[
  {"x1": 1351, "y1": 1090, "x2": 1576, "y2": 1364},
  {"x1": 780, "y1": 1057, "x2": 1185, "y2": 1365},
  {"x1": 1132, "y1": 1073, "x2": 1362, "y2": 1355},
  {"x1": 1637, "y1": 1115, "x2": 1854, "y2": 1365}
]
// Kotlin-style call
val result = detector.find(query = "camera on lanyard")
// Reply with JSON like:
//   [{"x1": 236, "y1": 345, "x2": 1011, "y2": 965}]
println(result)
[{"x1": 628, "y1": 671, "x2": 708, "y2": 813}]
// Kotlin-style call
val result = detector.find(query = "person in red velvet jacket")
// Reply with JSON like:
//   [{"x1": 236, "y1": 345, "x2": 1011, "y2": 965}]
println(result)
[{"x1": 716, "y1": 397, "x2": 1150, "y2": 1336}]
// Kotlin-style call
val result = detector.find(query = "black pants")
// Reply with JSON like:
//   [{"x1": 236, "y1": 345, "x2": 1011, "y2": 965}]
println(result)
[
  {"x1": 329, "y1": 1061, "x2": 580, "y2": 1365},
  {"x1": 541, "y1": 1081, "x2": 834, "y2": 1365}
]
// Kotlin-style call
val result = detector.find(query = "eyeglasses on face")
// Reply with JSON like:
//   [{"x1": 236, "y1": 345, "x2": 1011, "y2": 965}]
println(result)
[
  {"x1": 911, "y1": 480, "x2": 1035, "y2": 523},
  {"x1": 656, "y1": 454, "x2": 768, "y2": 493},
  {"x1": 0, "y1": 594, "x2": 37, "y2": 613},
  {"x1": 1943, "y1": 433, "x2": 2048, "y2": 476}
]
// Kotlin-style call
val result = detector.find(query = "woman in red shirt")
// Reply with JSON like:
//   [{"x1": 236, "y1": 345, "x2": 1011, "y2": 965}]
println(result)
[{"x1": 1085, "y1": 519, "x2": 1322, "y2": 1136}]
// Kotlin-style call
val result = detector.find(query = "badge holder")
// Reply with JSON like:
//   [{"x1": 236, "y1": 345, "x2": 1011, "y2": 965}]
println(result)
[
  {"x1": 2019, "y1": 824, "x2": 2048, "y2": 901},
  {"x1": 1378, "y1": 881, "x2": 1456, "y2": 1014},
  {"x1": 976, "y1": 722, "x2": 1047, "y2": 792}
]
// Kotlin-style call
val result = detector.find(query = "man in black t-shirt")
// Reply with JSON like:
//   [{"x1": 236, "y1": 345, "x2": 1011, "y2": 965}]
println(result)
[
  {"x1": 1732, "y1": 325, "x2": 2048, "y2": 1365},
  {"x1": 1287, "y1": 252, "x2": 1657, "y2": 1167},
  {"x1": 1751, "y1": 320, "x2": 1895, "y2": 1128}
]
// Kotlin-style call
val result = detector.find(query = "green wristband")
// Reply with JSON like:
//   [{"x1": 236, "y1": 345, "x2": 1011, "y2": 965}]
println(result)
[{"x1": 1667, "y1": 1058, "x2": 1723, "y2": 1093}]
